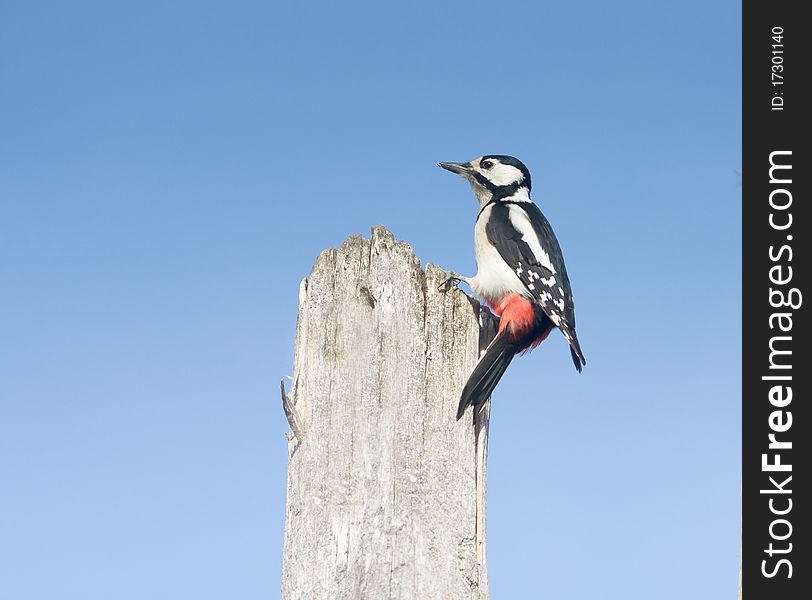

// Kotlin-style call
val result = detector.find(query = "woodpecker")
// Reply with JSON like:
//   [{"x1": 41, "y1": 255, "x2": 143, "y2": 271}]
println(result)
[{"x1": 438, "y1": 155, "x2": 586, "y2": 419}]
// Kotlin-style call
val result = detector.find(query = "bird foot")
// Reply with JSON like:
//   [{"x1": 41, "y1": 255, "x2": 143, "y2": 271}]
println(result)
[{"x1": 439, "y1": 272, "x2": 463, "y2": 293}]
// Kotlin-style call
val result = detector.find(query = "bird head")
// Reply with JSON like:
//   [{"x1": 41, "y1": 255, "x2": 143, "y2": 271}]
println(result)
[{"x1": 438, "y1": 155, "x2": 532, "y2": 205}]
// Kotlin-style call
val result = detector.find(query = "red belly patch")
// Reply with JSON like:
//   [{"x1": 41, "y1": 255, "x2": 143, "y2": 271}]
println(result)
[{"x1": 493, "y1": 293, "x2": 536, "y2": 341}]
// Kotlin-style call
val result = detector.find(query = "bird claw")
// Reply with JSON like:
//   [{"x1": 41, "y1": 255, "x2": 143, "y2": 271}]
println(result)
[{"x1": 439, "y1": 273, "x2": 462, "y2": 293}]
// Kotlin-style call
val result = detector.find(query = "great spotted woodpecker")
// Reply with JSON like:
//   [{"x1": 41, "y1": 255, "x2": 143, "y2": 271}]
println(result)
[{"x1": 439, "y1": 155, "x2": 585, "y2": 419}]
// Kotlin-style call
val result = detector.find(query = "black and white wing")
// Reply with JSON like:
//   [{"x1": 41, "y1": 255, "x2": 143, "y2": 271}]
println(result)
[{"x1": 486, "y1": 201, "x2": 586, "y2": 370}]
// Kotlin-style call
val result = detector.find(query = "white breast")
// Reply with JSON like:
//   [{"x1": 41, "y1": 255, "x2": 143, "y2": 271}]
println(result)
[{"x1": 470, "y1": 205, "x2": 527, "y2": 304}]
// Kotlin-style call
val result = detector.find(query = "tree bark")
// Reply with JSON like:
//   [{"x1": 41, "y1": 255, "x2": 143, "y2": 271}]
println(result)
[{"x1": 281, "y1": 226, "x2": 495, "y2": 600}]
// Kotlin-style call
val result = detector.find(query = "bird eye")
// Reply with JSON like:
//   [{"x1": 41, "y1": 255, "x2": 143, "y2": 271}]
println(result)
[{"x1": 480, "y1": 160, "x2": 493, "y2": 170}]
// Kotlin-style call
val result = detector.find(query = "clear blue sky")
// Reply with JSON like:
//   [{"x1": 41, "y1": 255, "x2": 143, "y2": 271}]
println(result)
[{"x1": 0, "y1": 1, "x2": 741, "y2": 598}]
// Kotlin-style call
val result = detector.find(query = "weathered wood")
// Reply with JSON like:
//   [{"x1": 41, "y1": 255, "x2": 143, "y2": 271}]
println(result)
[{"x1": 281, "y1": 226, "x2": 495, "y2": 600}]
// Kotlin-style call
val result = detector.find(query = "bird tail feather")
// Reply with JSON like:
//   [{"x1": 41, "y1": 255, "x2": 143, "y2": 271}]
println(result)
[
  {"x1": 568, "y1": 333, "x2": 586, "y2": 372},
  {"x1": 457, "y1": 332, "x2": 516, "y2": 420}
]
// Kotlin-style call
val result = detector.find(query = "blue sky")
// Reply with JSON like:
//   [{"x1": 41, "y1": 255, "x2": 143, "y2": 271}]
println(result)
[{"x1": 0, "y1": 1, "x2": 740, "y2": 598}]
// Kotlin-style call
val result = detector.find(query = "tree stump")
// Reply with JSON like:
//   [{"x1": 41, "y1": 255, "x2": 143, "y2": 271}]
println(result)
[{"x1": 281, "y1": 226, "x2": 496, "y2": 600}]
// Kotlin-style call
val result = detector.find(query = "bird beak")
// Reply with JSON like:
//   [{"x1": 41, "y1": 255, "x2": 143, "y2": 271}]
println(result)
[{"x1": 438, "y1": 161, "x2": 473, "y2": 176}]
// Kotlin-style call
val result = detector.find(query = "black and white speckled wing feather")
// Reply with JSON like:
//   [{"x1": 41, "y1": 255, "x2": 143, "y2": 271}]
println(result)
[{"x1": 485, "y1": 201, "x2": 586, "y2": 370}]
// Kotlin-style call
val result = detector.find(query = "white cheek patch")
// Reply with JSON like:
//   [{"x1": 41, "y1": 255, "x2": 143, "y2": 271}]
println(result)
[{"x1": 481, "y1": 163, "x2": 523, "y2": 186}]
